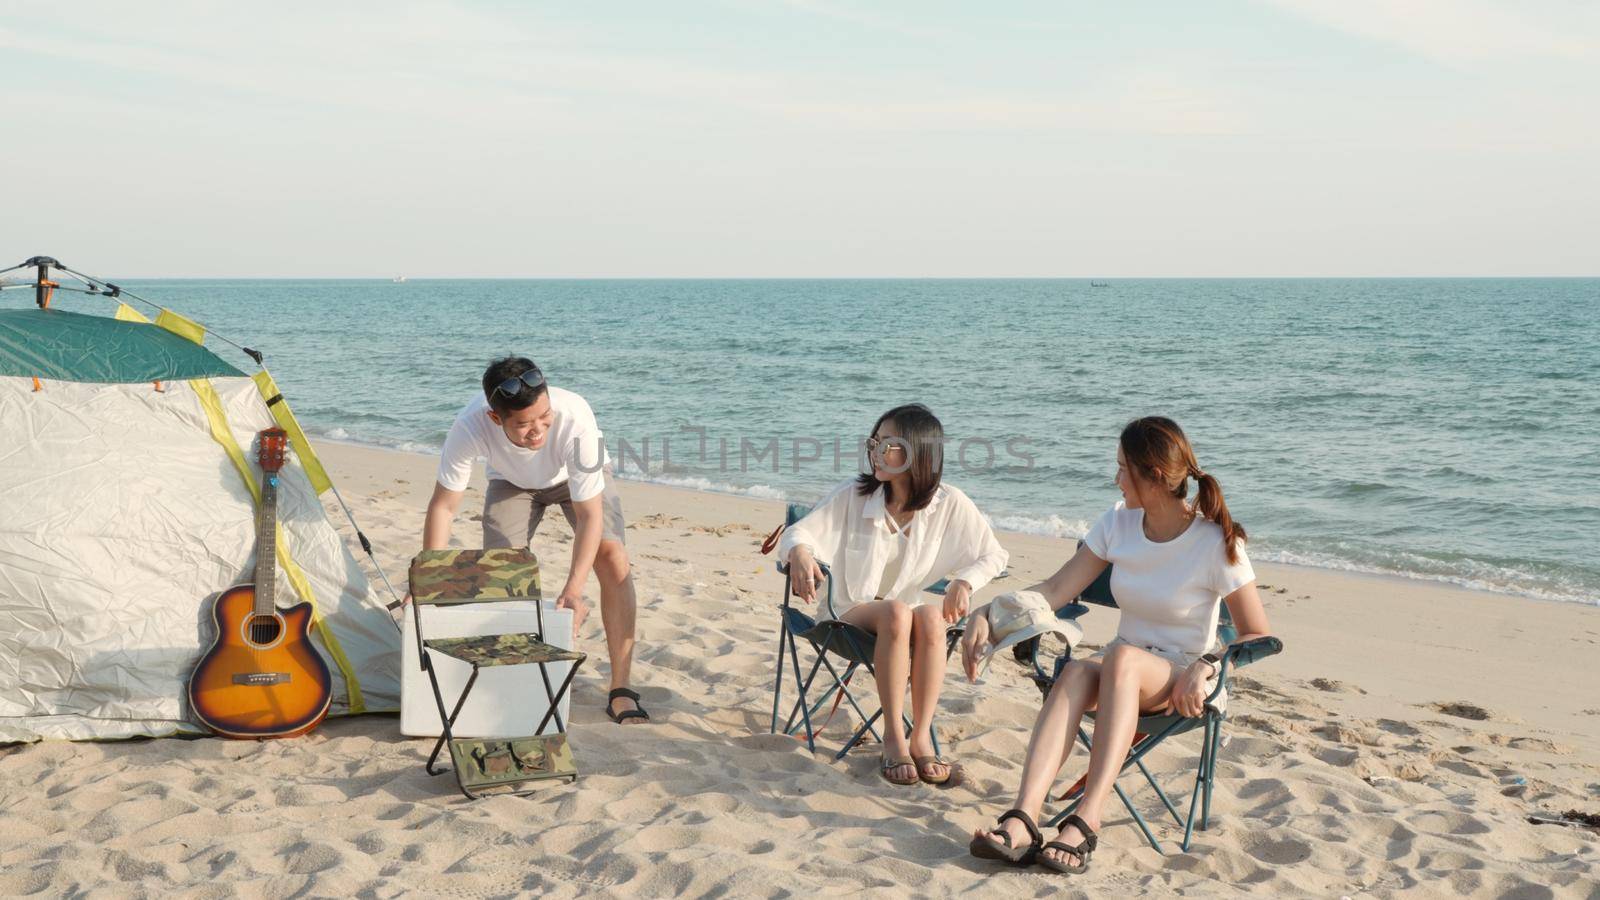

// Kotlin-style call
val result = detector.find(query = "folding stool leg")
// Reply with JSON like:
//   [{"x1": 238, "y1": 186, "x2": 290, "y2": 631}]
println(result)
[
  {"x1": 533, "y1": 658, "x2": 582, "y2": 735},
  {"x1": 536, "y1": 660, "x2": 567, "y2": 733},
  {"x1": 425, "y1": 660, "x2": 480, "y2": 776}
]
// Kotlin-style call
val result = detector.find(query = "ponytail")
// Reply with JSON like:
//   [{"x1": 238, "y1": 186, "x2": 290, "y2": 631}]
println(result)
[
  {"x1": 1121, "y1": 416, "x2": 1247, "y2": 565},
  {"x1": 1192, "y1": 468, "x2": 1246, "y2": 565}
]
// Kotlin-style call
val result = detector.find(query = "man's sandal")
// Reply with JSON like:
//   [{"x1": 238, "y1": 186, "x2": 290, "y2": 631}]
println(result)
[
  {"x1": 968, "y1": 809, "x2": 1044, "y2": 865},
  {"x1": 1037, "y1": 813, "x2": 1098, "y2": 875},
  {"x1": 880, "y1": 756, "x2": 919, "y2": 786},
  {"x1": 605, "y1": 688, "x2": 650, "y2": 724}
]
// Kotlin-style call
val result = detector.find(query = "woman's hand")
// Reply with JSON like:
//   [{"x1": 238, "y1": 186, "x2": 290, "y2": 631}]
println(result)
[
  {"x1": 942, "y1": 579, "x2": 972, "y2": 624},
  {"x1": 788, "y1": 546, "x2": 825, "y2": 603},
  {"x1": 1171, "y1": 658, "x2": 1217, "y2": 718},
  {"x1": 960, "y1": 605, "x2": 991, "y2": 682}
]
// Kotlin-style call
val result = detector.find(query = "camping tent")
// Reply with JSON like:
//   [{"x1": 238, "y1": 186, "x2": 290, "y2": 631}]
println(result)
[{"x1": 0, "y1": 284, "x2": 401, "y2": 742}]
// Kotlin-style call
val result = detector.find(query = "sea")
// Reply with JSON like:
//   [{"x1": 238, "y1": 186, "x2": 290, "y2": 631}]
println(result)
[{"x1": 66, "y1": 278, "x2": 1600, "y2": 606}]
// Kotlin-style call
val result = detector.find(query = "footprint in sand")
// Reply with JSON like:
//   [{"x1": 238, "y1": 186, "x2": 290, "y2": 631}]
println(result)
[
  {"x1": 1309, "y1": 677, "x2": 1366, "y2": 695},
  {"x1": 1431, "y1": 701, "x2": 1492, "y2": 721}
]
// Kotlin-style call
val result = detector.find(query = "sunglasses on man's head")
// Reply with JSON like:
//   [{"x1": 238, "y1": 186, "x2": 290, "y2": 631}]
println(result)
[{"x1": 492, "y1": 368, "x2": 546, "y2": 399}]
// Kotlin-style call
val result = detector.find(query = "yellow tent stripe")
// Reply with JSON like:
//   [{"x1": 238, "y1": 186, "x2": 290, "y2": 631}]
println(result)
[
  {"x1": 156, "y1": 309, "x2": 205, "y2": 344},
  {"x1": 115, "y1": 303, "x2": 151, "y2": 324},
  {"x1": 189, "y1": 378, "x2": 367, "y2": 714},
  {"x1": 252, "y1": 370, "x2": 332, "y2": 495}
]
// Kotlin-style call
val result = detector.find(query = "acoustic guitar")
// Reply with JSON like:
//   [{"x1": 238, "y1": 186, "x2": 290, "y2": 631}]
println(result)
[{"x1": 188, "y1": 427, "x2": 332, "y2": 738}]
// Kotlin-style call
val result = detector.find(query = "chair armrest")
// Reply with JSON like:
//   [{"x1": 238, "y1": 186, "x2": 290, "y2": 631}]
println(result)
[
  {"x1": 779, "y1": 560, "x2": 839, "y2": 620},
  {"x1": 1226, "y1": 635, "x2": 1283, "y2": 669},
  {"x1": 1206, "y1": 636, "x2": 1283, "y2": 705}
]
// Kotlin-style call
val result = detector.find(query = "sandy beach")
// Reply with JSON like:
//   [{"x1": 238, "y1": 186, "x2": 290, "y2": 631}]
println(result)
[{"x1": 3, "y1": 439, "x2": 1597, "y2": 898}]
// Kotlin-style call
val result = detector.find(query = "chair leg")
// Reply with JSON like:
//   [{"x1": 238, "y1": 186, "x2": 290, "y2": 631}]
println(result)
[
  {"x1": 782, "y1": 652, "x2": 830, "y2": 735},
  {"x1": 1136, "y1": 756, "x2": 1184, "y2": 827},
  {"x1": 785, "y1": 624, "x2": 819, "y2": 753},
  {"x1": 1115, "y1": 779, "x2": 1165, "y2": 855},
  {"x1": 1203, "y1": 714, "x2": 1222, "y2": 830},
  {"x1": 1181, "y1": 716, "x2": 1212, "y2": 852},
  {"x1": 769, "y1": 622, "x2": 789, "y2": 734},
  {"x1": 816, "y1": 657, "x2": 884, "y2": 745},
  {"x1": 835, "y1": 708, "x2": 883, "y2": 762}
]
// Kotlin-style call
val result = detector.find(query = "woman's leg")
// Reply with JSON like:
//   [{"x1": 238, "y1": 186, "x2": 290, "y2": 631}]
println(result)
[
  {"x1": 1041, "y1": 644, "x2": 1180, "y2": 866},
  {"x1": 838, "y1": 600, "x2": 915, "y2": 781},
  {"x1": 975, "y1": 659, "x2": 1102, "y2": 850},
  {"x1": 907, "y1": 605, "x2": 951, "y2": 778}
]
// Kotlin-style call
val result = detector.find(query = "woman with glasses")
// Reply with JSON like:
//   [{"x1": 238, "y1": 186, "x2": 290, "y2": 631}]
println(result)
[{"x1": 779, "y1": 404, "x2": 1008, "y2": 786}]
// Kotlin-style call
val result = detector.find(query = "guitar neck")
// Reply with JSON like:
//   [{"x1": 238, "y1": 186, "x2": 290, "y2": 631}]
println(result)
[{"x1": 253, "y1": 473, "x2": 279, "y2": 616}]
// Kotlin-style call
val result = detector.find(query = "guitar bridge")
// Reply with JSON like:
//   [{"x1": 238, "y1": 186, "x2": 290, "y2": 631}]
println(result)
[{"x1": 232, "y1": 672, "x2": 291, "y2": 685}]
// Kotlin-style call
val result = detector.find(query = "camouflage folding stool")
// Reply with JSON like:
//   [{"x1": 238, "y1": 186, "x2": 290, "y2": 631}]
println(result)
[{"x1": 408, "y1": 548, "x2": 587, "y2": 799}]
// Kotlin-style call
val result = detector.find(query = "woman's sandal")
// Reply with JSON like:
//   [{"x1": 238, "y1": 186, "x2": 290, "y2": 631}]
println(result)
[
  {"x1": 605, "y1": 688, "x2": 650, "y2": 724},
  {"x1": 1037, "y1": 813, "x2": 1098, "y2": 875},
  {"x1": 913, "y1": 755, "x2": 958, "y2": 786},
  {"x1": 968, "y1": 809, "x2": 1044, "y2": 866},
  {"x1": 880, "y1": 756, "x2": 919, "y2": 786}
]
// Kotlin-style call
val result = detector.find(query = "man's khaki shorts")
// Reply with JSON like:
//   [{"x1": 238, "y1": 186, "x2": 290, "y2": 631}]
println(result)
[{"x1": 482, "y1": 479, "x2": 626, "y2": 549}]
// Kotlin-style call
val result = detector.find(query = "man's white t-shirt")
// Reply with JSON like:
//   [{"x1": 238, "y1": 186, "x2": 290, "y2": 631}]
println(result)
[
  {"x1": 437, "y1": 387, "x2": 611, "y2": 502},
  {"x1": 1083, "y1": 501, "x2": 1255, "y2": 655}
]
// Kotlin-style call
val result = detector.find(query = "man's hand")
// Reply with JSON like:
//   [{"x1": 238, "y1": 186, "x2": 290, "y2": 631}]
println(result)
[
  {"x1": 960, "y1": 604, "x2": 992, "y2": 682},
  {"x1": 556, "y1": 588, "x2": 591, "y2": 632},
  {"x1": 788, "y1": 547, "x2": 825, "y2": 603},
  {"x1": 941, "y1": 579, "x2": 972, "y2": 624},
  {"x1": 390, "y1": 592, "x2": 412, "y2": 626},
  {"x1": 1171, "y1": 659, "x2": 1216, "y2": 717}
]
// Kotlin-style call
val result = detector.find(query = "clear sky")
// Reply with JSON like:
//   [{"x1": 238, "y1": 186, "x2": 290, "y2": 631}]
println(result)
[{"x1": 2, "y1": 1, "x2": 1596, "y2": 277}]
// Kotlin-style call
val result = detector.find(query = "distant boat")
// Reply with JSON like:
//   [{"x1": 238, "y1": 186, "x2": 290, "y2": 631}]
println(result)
[
  {"x1": 1090, "y1": 281, "x2": 1110, "y2": 287},
  {"x1": 392, "y1": 276, "x2": 407, "y2": 283}
]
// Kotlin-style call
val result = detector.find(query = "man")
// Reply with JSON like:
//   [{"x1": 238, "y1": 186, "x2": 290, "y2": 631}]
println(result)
[{"x1": 421, "y1": 356, "x2": 648, "y2": 724}]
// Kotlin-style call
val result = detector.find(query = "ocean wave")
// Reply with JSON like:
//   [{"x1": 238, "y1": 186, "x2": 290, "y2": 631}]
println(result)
[
  {"x1": 1251, "y1": 545, "x2": 1598, "y2": 607},
  {"x1": 611, "y1": 471, "x2": 789, "y2": 502},
  {"x1": 307, "y1": 427, "x2": 442, "y2": 456},
  {"x1": 987, "y1": 513, "x2": 1093, "y2": 539}
]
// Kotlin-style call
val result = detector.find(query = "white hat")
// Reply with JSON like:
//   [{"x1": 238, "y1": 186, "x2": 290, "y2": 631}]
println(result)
[{"x1": 979, "y1": 590, "x2": 1082, "y2": 674}]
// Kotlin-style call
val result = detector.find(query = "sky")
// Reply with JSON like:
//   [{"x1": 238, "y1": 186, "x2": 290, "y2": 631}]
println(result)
[{"x1": 1, "y1": 1, "x2": 1596, "y2": 278}]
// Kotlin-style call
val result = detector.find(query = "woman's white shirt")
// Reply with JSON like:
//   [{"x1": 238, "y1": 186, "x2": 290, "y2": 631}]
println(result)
[
  {"x1": 779, "y1": 479, "x2": 1008, "y2": 609},
  {"x1": 1083, "y1": 501, "x2": 1254, "y2": 655}
]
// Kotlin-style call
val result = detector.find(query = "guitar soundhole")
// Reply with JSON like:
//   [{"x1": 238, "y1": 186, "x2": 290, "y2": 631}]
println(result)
[{"x1": 248, "y1": 615, "x2": 282, "y2": 646}]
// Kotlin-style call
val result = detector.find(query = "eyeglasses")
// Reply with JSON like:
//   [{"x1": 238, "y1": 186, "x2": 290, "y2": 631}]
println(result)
[
  {"x1": 491, "y1": 368, "x2": 547, "y2": 399},
  {"x1": 865, "y1": 436, "x2": 907, "y2": 457}
]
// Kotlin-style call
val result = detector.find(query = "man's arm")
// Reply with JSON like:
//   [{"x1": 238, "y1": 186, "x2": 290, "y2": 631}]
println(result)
[
  {"x1": 555, "y1": 494, "x2": 602, "y2": 630},
  {"x1": 423, "y1": 482, "x2": 465, "y2": 551}
]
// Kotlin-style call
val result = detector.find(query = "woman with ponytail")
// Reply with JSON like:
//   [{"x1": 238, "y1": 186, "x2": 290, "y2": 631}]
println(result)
[{"x1": 962, "y1": 416, "x2": 1272, "y2": 875}]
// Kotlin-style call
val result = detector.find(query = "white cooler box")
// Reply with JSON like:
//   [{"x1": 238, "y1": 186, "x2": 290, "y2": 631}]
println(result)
[{"x1": 400, "y1": 600, "x2": 576, "y2": 738}]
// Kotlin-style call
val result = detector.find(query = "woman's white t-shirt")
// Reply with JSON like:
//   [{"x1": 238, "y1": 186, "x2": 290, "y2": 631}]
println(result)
[{"x1": 1083, "y1": 501, "x2": 1255, "y2": 655}]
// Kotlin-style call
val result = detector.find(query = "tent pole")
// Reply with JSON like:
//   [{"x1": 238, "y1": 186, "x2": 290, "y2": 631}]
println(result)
[{"x1": 27, "y1": 256, "x2": 60, "y2": 309}]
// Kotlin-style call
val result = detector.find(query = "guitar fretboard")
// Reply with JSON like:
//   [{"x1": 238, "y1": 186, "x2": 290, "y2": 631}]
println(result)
[{"x1": 253, "y1": 474, "x2": 278, "y2": 618}]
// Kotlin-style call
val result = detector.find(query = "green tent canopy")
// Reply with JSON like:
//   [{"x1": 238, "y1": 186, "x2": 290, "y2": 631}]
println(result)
[{"x1": 0, "y1": 308, "x2": 244, "y2": 383}]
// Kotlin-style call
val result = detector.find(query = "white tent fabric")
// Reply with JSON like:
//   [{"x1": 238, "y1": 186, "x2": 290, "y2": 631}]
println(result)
[{"x1": 0, "y1": 374, "x2": 401, "y2": 742}]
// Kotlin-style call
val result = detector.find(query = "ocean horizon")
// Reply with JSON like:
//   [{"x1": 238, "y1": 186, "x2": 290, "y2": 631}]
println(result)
[{"x1": 27, "y1": 276, "x2": 1598, "y2": 607}]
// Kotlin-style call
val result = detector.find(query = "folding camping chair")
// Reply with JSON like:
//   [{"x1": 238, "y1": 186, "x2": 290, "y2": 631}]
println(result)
[
  {"x1": 408, "y1": 548, "x2": 588, "y2": 799},
  {"x1": 1031, "y1": 544, "x2": 1283, "y2": 854},
  {"x1": 767, "y1": 502, "x2": 967, "y2": 761}
]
